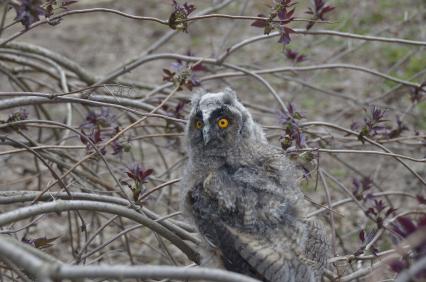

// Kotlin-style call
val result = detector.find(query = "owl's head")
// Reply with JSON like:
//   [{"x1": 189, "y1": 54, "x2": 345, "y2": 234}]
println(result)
[{"x1": 185, "y1": 88, "x2": 266, "y2": 158}]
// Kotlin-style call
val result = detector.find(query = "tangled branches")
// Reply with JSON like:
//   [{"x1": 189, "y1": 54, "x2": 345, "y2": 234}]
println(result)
[{"x1": 0, "y1": 0, "x2": 425, "y2": 281}]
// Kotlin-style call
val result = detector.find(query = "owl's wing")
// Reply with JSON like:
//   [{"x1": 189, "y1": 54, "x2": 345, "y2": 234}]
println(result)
[
  {"x1": 198, "y1": 163, "x2": 328, "y2": 280},
  {"x1": 223, "y1": 225, "x2": 318, "y2": 282}
]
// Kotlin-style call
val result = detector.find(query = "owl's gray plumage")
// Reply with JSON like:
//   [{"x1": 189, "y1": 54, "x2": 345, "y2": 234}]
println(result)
[{"x1": 181, "y1": 88, "x2": 329, "y2": 282}]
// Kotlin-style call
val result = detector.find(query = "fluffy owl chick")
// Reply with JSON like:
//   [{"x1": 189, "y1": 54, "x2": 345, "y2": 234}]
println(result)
[{"x1": 181, "y1": 88, "x2": 329, "y2": 282}]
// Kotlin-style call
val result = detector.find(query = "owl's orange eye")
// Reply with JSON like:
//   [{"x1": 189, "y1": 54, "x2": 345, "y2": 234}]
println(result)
[
  {"x1": 217, "y1": 118, "x2": 229, "y2": 129},
  {"x1": 195, "y1": 120, "x2": 203, "y2": 129}
]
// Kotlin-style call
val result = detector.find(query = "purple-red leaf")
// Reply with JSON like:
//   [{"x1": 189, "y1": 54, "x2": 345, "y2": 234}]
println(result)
[
  {"x1": 251, "y1": 14, "x2": 268, "y2": 28},
  {"x1": 79, "y1": 108, "x2": 123, "y2": 155},
  {"x1": 418, "y1": 215, "x2": 426, "y2": 228},
  {"x1": 389, "y1": 259, "x2": 408, "y2": 273},
  {"x1": 12, "y1": 0, "x2": 46, "y2": 29},
  {"x1": 305, "y1": 0, "x2": 335, "y2": 30},
  {"x1": 374, "y1": 200, "x2": 385, "y2": 213},
  {"x1": 169, "y1": 1, "x2": 196, "y2": 32},
  {"x1": 278, "y1": 26, "x2": 294, "y2": 45},
  {"x1": 127, "y1": 164, "x2": 154, "y2": 183},
  {"x1": 361, "y1": 177, "x2": 373, "y2": 192},
  {"x1": 417, "y1": 194, "x2": 426, "y2": 205},
  {"x1": 251, "y1": 0, "x2": 296, "y2": 44},
  {"x1": 142, "y1": 168, "x2": 154, "y2": 179},
  {"x1": 359, "y1": 230, "x2": 365, "y2": 242},
  {"x1": 285, "y1": 48, "x2": 306, "y2": 63},
  {"x1": 385, "y1": 207, "x2": 397, "y2": 218},
  {"x1": 278, "y1": 103, "x2": 307, "y2": 150},
  {"x1": 162, "y1": 55, "x2": 202, "y2": 91},
  {"x1": 396, "y1": 216, "x2": 417, "y2": 237},
  {"x1": 191, "y1": 63, "x2": 207, "y2": 72}
]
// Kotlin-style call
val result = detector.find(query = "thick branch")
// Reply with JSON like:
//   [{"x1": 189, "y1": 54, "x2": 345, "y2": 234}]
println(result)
[
  {"x1": 0, "y1": 236, "x2": 258, "y2": 282},
  {"x1": 53, "y1": 265, "x2": 260, "y2": 282},
  {"x1": 0, "y1": 191, "x2": 198, "y2": 244},
  {"x1": 0, "y1": 200, "x2": 200, "y2": 263}
]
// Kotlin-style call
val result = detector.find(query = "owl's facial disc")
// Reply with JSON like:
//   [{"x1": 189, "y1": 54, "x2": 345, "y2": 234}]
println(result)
[
  {"x1": 200, "y1": 117, "x2": 229, "y2": 145},
  {"x1": 196, "y1": 106, "x2": 239, "y2": 147},
  {"x1": 188, "y1": 91, "x2": 244, "y2": 151},
  {"x1": 201, "y1": 118, "x2": 228, "y2": 146}
]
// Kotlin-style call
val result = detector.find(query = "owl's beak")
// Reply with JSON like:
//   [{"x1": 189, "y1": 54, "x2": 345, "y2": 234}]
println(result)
[{"x1": 202, "y1": 126, "x2": 212, "y2": 146}]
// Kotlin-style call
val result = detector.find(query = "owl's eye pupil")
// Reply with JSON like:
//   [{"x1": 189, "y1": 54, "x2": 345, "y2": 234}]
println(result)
[
  {"x1": 195, "y1": 120, "x2": 203, "y2": 129},
  {"x1": 217, "y1": 118, "x2": 229, "y2": 129}
]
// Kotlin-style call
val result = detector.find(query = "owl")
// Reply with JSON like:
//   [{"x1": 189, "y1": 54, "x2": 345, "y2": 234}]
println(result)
[{"x1": 181, "y1": 88, "x2": 329, "y2": 282}]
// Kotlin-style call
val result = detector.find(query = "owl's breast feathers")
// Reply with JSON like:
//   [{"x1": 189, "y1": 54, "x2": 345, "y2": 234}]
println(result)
[{"x1": 187, "y1": 154, "x2": 329, "y2": 282}]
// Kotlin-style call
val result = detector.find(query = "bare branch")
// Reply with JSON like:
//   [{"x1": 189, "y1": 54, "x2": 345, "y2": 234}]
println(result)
[{"x1": 0, "y1": 200, "x2": 200, "y2": 263}]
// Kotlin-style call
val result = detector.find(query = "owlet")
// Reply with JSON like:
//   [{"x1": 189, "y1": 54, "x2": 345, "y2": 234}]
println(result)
[{"x1": 181, "y1": 88, "x2": 329, "y2": 282}]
